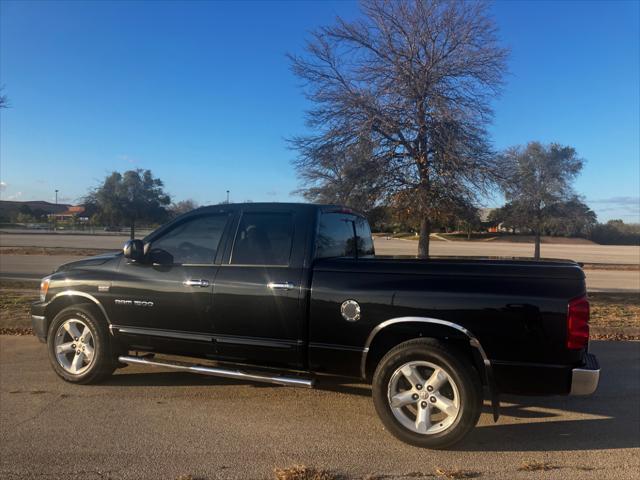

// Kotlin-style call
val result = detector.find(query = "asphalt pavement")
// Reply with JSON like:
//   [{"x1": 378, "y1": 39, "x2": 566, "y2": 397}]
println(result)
[{"x1": 0, "y1": 337, "x2": 638, "y2": 479}]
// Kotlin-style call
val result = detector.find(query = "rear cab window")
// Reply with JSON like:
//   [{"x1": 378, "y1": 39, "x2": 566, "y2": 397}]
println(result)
[{"x1": 316, "y1": 212, "x2": 375, "y2": 260}]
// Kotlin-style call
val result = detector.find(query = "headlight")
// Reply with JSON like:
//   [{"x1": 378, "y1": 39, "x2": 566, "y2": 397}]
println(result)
[{"x1": 39, "y1": 277, "x2": 51, "y2": 302}]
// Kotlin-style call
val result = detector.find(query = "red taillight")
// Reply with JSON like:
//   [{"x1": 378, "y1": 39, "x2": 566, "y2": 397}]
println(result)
[{"x1": 567, "y1": 295, "x2": 590, "y2": 349}]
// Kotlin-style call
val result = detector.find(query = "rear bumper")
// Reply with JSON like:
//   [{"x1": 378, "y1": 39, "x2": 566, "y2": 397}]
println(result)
[{"x1": 570, "y1": 352, "x2": 600, "y2": 396}]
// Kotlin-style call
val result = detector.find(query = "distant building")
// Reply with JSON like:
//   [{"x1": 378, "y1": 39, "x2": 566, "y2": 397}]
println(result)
[
  {"x1": 49, "y1": 205, "x2": 88, "y2": 222},
  {"x1": 478, "y1": 207, "x2": 501, "y2": 233}
]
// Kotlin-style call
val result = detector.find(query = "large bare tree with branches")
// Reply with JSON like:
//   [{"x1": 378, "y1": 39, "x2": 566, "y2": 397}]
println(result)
[{"x1": 289, "y1": 0, "x2": 508, "y2": 257}]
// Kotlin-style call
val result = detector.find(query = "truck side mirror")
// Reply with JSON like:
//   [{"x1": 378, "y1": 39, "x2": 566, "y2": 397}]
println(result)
[{"x1": 123, "y1": 239, "x2": 145, "y2": 262}]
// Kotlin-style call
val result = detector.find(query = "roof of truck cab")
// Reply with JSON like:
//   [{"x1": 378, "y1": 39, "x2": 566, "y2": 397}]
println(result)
[{"x1": 192, "y1": 202, "x2": 365, "y2": 215}]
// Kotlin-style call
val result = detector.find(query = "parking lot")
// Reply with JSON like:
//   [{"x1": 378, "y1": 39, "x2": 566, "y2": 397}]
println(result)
[{"x1": 0, "y1": 337, "x2": 638, "y2": 480}]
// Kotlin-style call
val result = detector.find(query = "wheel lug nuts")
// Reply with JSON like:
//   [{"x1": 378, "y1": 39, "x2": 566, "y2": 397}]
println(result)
[
  {"x1": 421, "y1": 401, "x2": 427, "y2": 408},
  {"x1": 426, "y1": 386, "x2": 433, "y2": 392},
  {"x1": 71, "y1": 344, "x2": 76, "y2": 349},
  {"x1": 412, "y1": 393, "x2": 419, "y2": 400},
  {"x1": 416, "y1": 384, "x2": 422, "y2": 390},
  {"x1": 430, "y1": 396, "x2": 437, "y2": 403},
  {"x1": 75, "y1": 337, "x2": 79, "y2": 341}
]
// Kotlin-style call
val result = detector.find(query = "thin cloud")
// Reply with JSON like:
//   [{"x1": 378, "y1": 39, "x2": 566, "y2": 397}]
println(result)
[
  {"x1": 588, "y1": 196, "x2": 640, "y2": 206},
  {"x1": 0, "y1": 181, "x2": 6, "y2": 191},
  {"x1": 117, "y1": 154, "x2": 137, "y2": 165}
]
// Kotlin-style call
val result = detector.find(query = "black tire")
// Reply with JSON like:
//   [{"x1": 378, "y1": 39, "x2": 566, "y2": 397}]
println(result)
[
  {"x1": 372, "y1": 338, "x2": 482, "y2": 449},
  {"x1": 46, "y1": 304, "x2": 116, "y2": 384}
]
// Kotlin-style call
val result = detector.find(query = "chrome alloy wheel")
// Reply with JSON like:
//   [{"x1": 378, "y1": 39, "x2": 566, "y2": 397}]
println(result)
[
  {"x1": 54, "y1": 318, "x2": 95, "y2": 375},
  {"x1": 387, "y1": 361, "x2": 461, "y2": 435}
]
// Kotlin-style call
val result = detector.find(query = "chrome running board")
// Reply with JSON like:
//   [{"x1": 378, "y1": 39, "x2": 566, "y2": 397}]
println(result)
[{"x1": 117, "y1": 355, "x2": 315, "y2": 388}]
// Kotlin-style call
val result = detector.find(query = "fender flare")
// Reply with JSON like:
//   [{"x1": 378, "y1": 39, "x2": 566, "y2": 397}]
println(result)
[
  {"x1": 47, "y1": 290, "x2": 113, "y2": 326},
  {"x1": 361, "y1": 316, "x2": 500, "y2": 421}
]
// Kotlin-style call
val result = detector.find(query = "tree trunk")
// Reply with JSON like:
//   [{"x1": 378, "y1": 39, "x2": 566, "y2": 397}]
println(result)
[
  {"x1": 418, "y1": 216, "x2": 431, "y2": 258},
  {"x1": 130, "y1": 219, "x2": 135, "y2": 240},
  {"x1": 534, "y1": 229, "x2": 541, "y2": 259},
  {"x1": 467, "y1": 225, "x2": 472, "y2": 241}
]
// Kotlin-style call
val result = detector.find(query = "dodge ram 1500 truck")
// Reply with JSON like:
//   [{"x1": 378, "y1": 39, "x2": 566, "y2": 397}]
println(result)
[{"x1": 31, "y1": 203, "x2": 599, "y2": 448}]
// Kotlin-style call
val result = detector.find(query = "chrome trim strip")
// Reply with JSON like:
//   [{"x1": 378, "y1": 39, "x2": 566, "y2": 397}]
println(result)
[
  {"x1": 31, "y1": 315, "x2": 45, "y2": 321},
  {"x1": 49, "y1": 290, "x2": 112, "y2": 325},
  {"x1": 215, "y1": 335, "x2": 299, "y2": 349},
  {"x1": 111, "y1": 325, "x2": 213, "y2": 342},
  {"x1": 309, "y1": 342, "x2": 367, "y2": 353},
  {"x1": 360, "y1": 316, "x2": 489, "y2": 379},
  {"x1": 267, "y1": 282, "x2": 295, "y2": 291},
  {"x1": 111, "y1": 325, "x2": 302, "y2": 348},
  {"x1": 118, "y1": 355, "x2": 314, "y2": 388}
]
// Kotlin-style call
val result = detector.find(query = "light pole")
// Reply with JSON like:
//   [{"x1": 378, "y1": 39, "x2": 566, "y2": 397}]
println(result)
[
  {"x1": 226, "y1": 190, "x2": 230, "y2": 204},
  {"x1": 54, "y1": 190, "x2": 59, "y2": 231}
]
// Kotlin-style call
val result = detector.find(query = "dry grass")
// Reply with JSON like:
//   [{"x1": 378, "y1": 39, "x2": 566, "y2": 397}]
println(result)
[
  {"x1": 582, "y1": 263, "x2": 639, "y2": 271},
  {"x1": 517, "y1": 461, "x2": 559, "y2": 472},
  {"x1": 590, "y1": 292, "x2": 640, "y2": 329},
  {"x1": 0, "y1": 246, "x2": 113, "y2": 256},
  {"x1": 434, "y1": 468, "x2": 480, "y2": 479},
  {"x1": 274, "y1": 465, "x2": 338, "y2": 480},
  {"x1": 0, "y1": 288, "x2": 38, "y2": 329}
]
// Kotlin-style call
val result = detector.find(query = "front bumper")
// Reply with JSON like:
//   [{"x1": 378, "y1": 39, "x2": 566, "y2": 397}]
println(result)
[
  {"x1": 570, "y1": 352, "x2": 600, "y2": 395},
  {"x1": 30, "y1": 302, "x2": 47, "y2": 342}
]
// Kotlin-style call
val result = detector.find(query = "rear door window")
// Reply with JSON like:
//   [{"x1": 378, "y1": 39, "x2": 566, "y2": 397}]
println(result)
[{"x1": 231, "y1": 212, "x2": 294, "y2": 265}]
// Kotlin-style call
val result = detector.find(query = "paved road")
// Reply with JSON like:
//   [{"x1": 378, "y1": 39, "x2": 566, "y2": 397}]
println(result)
[
  {"x1": 374, "y1": 237, "x2": 640, "y2": 265},
  {"x1": 0, "y1": 253, "x2": 637, "y2": 292},
  {"x1": 0, "y1": 337, "x2": 638, "y2": 479},
  {"x1": 0, "y1": 232, "x2": 131, "y2": 249},
  {"x1": 2, "y1": 233, "x2": 640, "y2": 264}
]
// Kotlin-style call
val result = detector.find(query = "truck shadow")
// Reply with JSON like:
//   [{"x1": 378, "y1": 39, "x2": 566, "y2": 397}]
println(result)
[
  {"x1": 457, "y1": 341, "x2": 640, "y2": 451},
  {"x1": 104, "y1": 342, "x2": 638, "y2": 452},
  {"x1": 458, "y1": 398, "x2": 640, "y2": 451}
]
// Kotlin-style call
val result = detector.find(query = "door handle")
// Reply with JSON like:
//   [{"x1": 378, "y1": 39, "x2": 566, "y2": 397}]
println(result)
[
  {"x1": 267, "y1": 282, "x2": 295, "y2": 291},
  {"x1": 183, "y1": 279, "x2": 210, "y2": 288}
]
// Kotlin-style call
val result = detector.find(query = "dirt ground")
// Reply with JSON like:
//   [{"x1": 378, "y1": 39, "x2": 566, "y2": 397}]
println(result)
[{"x1": 1, "y1": 281, "x2": 637, "y2": 339}]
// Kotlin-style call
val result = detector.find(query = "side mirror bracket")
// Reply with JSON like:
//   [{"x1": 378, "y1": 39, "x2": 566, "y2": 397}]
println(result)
[{"x1": 123, "y1": 239, "x2": 145, "y2": 263}]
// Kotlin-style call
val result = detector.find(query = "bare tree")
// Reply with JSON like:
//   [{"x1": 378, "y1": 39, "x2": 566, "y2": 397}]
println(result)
[
  {"x1": 498, "y1": 142, "x2": 584, "y2": 259},
  {"x1": 293, "y1": 135, "x2": 387, "y2": 213},
  {"x1": 289, "y1": 0, "x2": 508, "y2": 257},
  {"x1": 168, "y1": 199, "x2": 199, "y2": 218}
]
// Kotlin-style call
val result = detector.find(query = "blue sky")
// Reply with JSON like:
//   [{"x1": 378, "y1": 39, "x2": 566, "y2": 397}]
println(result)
[{"x1": 1, "y1": 0, "x2": 638, "y2": 222}]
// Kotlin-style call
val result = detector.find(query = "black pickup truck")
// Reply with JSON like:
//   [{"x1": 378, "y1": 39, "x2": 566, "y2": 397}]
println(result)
[{"x1": 31, "y1": 203, "x2": 599, "y2": 448}]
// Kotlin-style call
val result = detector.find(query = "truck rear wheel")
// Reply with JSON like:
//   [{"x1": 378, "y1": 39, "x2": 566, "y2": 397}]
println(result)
[
  {"x1": 47, "y1": 304, "x2": 116, "y2": 384},
  {"x1": 372, "y1": 338, "x2": 482, "y2": 449}
]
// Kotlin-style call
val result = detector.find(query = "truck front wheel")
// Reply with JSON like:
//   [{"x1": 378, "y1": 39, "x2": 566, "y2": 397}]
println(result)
[
  {"x1": 46, "y1": 304, "x2": 116, "y2": 384},
  {"x1": 372, "y1": 338, "x2": 482, "y2": 449}
]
